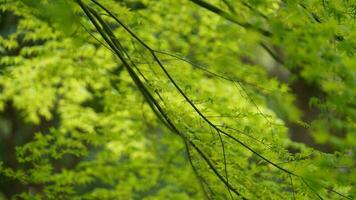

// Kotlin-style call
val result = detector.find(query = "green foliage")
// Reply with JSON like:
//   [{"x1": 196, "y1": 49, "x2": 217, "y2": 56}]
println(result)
[{"x1": 0, "y1": 0, "x2": 355, "y2": 199}]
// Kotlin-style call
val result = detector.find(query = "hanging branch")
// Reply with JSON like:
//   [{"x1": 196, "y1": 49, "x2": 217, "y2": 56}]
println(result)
[
  {"x1": 76, "y1": 1, "x2": 352, "y2": 199},
  {"x1": 189, "y1": 0, "x2": 272, "y2": 37},
  {"x1": 76, "y1": 0, "x2": 247, "y2": 198},
  {"x1": 189, "y1": 0, "x2": 288, "y2": 69},
  {"x1": 88, "y1": 0, "x2": 292, "y2": 174}
]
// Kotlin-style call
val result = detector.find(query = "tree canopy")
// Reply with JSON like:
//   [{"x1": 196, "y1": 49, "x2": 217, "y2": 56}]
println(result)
[{"x1": 0, "y1": 0, "x2": 355, "y2": 199}]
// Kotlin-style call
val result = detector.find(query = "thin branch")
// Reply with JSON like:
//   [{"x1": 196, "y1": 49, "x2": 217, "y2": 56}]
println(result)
[
  {"x1": 154, "y1": 50, "x2": 275, "y2": 93},
  {"x1": 189, "y1": 0, "x2": 272, "y2": 37},
  {"x1": 78, "y1": 1, "x2": 352, "y2": 199},
  {"x1": 185, "y1": 141, "x2": 214, "y2": 200},
  {"x1": 79, "y1": 1, "x2": 247, "y2": 198}
]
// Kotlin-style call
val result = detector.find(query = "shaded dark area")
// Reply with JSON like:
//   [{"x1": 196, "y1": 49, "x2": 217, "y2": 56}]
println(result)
[
  {"x1": 0, "y1": 102, "x2": 61, "y2": 197},
  {"x1": 0, "y1": 11, "x2": 17, "y2": 38},
  {"x1": 287, "y1": 75, "x2": 333, "y2": 152}
]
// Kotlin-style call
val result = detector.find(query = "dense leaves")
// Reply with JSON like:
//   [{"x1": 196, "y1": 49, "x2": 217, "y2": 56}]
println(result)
[{"x1": 0, "y1": 0, "x2": 355, "y2": 199}]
